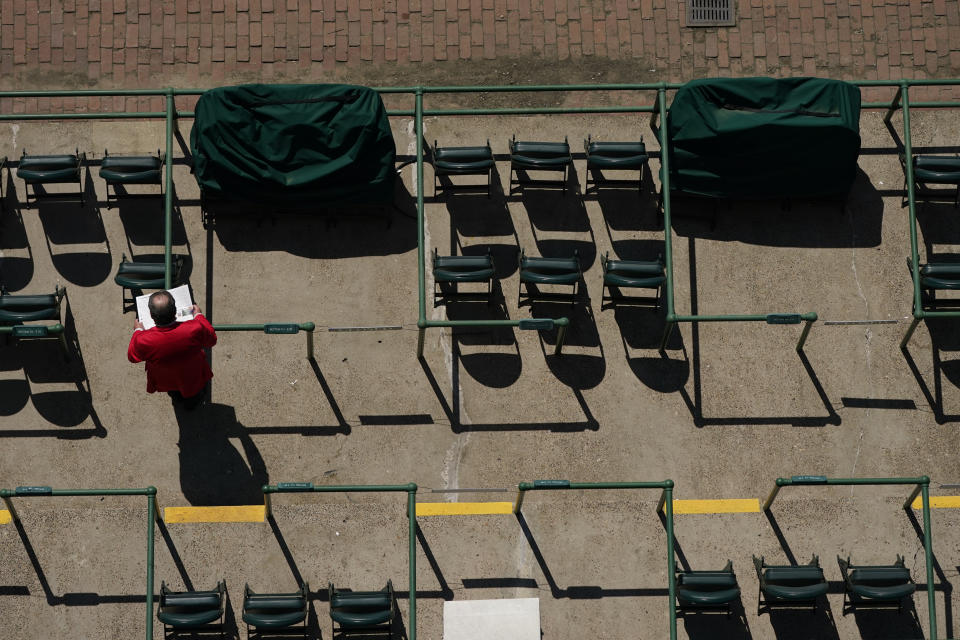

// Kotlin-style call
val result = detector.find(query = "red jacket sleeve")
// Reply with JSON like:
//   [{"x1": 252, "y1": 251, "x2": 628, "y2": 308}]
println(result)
[
  {"x1": 128, "y1": 330, "x2": 145, "y2": 363},
  {"x1": 194, "y1": 314, "x2": 218, "y2": 348}
]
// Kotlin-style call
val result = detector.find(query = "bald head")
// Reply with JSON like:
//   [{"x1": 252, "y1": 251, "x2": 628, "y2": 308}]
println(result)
[{"x1": 148, "y1": 291, "x2": 176, "y2": 326}]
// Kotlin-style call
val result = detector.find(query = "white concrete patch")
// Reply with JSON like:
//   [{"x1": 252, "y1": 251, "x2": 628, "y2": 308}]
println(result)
[{"x1": 443, "y1": 598, "x2": 540, "y2": 640}]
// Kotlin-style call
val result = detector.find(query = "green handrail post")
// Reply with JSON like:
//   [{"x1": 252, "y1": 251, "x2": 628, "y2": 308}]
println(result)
[
  {"x1": 664, "y1": 481, "x2": 677, "y2": 640},
  {"x1": 656, "y1": 85, "x2": 676, "y2": 334},
  {"x1": 415, "y1": 87, "x2": 426, "y2": 358},
  {"x1": 761, "y1": 477, "x2": 787, "y2": 512},
  {"x1": 554, "y1": 317, "x2": 569, "y2": 356},
  {"x1": 303, "y1": 322, "x2": 316, "y2": 360},
  {"x1": 146, "y1": 486, "x2": 157, "y2": 640},
  {"x1": 919, "y1": 479, "x2": 937, "y2": 640},
  {"x1": 900, "y1": 83, "x2": 925, "y2": 349},
  {"x1": 407, "y1": 486, "x2": 418, "y2": 640},
  {"x1": 514, "y1": 482, "x2": 531, "y2": 514},
  {"x1": 796, "y1": 312, "x2": 817, "y2": 352},
  {"x1": 904, "y1": 482, "x2": 924, "y2": 511},
  {"x1": 163, "y1": 88, "x2": 175, "y2": 290}
]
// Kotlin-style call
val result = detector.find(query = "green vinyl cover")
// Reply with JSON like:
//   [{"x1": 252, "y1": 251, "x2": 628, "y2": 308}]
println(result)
[
  {"x1": 667, "y1": 77, "x2": 861, "y2": 199},
  {"x1": 191, "y1": 84, "x2": 396, "y2": 204}
]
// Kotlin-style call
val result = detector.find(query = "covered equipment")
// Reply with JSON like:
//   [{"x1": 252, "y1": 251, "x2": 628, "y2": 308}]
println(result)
[
  {"x1": 191, "y1": 83, "x2": 396, "y2": 206},
  {"x1": 667, "y1": 77, "x2": 861, "y2": 199}
]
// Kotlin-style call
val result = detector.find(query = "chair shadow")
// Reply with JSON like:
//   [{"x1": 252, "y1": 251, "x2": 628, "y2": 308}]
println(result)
[
  {"x1": 0, "y1": 198, "x2": 34, "y2": 291},
  {"x1": 418, "y1": 354, "x2": 597, "y2": 433},
  {"x1": 592, "y1": 163, "x2": 661, "y2": 234},
  {"x1": 175, "y1": 403, "x2": 269, "y2": 506},
  {"x1": 767, "y1": 604, "x2": 841, "y2": 640},
  {"x1": 34, "y1": 172, "x2": 112, "y2": 287},
  {"x1": 681, "y1": 599, "x2": 754, "y2": 640},
  {"x1": 445, "y1": 298, "x2": 522, "y2": 389},
  {"x1": 4, "y1": 303, "x2": 107, "y2": 437},
  {"x1": 902, "y1": 318, "x2": 960, "y2": 423},
  {"x1": 530, "y1": 300, "x2": 605, "y2": 391},
  {"x1": 849, "y1": 602, "x2": 925, "y2": 640}
]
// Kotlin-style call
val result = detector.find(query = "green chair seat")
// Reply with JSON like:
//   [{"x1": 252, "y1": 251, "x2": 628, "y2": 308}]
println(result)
[
  {"x1": 17, "y1": 151, "x2": 80, "y2": 184},
  {"x1": 434, "y1": 146, "x2": 494, "y2": 173},
  {"x1": 329, "y1": 581, "x2": 394, "y2": 634},
  {"x1": 330, "y1": 608, "x2": 393, "y2": 627},
  {"x1": 433, "y1": 141, "x2": 495, "y2": 197},
  {"x1": 435, "y1": 267, "x2": 496, "y2": 283},
  {"x1": 839, "y1": 556, "x2": 915, "y2": 611},
  {"x1": 518, "y1": 250, "x2": 581, "y2": 303},
  {"x1": 0, "y1": 294, "x2": 60, "y2": 323},
  {"x1": 915, "y1": 155, "x2": 960, "y2": 184},
  {"x1": 242, "y1": 608, "x2": 307, "y2": 629},
  {"x1": 763, "y1": 581, "x2": 829, "y2": 601},
  {"x1": 101, "y1": 169, "x2": 159, "y2": 184},
  {"x1": 917, "y1": 263, "x2": 960, "y2": 290},
  {"x1": 114, "y1": 262, "x2": 167, "y2": 289},
  {"x1": 755, "y1": 555, "x2": 827, "y2": 613},
  {"x1": 158, "y1": 581, "x2": 224, "y2": 631},
  {"x1": 158, "y1": 608, "x2": 223, "y2": 628},
  {"x1": 509, "y1": 137, "x2": 573, "y2": 193},
  {"x1": 242, "y1": 583, "x2": 308, "y2": 631},
  {"x1": 510, "y1": 141, "x2": 572, "y2": 168},
  {"x1": 603, "y1": 259, "x2": 666, "y2": 289},
  {"x1": 676, "y1": 563, "x2": 741, "y2": 614},
  {"x1": 17, "y1": 167, "x2": 78, "y2": 183},
  {"x1": 677, "y1": 586, "x2": 741, "y2": 606},
  {"x1": 850, "y1": 581, "x2": 916, "y2": 601},
  {"x1": 520, "y1": 256, "x2": 581, "y2": 285},
  {"x1": 586, "y1": 141, "x2": 649, "y2": 169},
  {"x1": 17, "y1": 154, "x2": 80, "y2": 183},
  {"x1": 520, "y1": 268, "x2": 580, "y2": 285}
]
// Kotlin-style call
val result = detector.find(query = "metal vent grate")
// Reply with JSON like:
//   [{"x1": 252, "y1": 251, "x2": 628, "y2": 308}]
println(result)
[{"x1": 686, "y1": 0, "x2": 736, "y2": 27}]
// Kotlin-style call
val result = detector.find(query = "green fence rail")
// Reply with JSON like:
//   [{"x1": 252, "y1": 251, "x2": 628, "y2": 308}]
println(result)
[
  {"x1": 212, "y1": 322, "x2": 317, "y2": 359},
  {"x1": 262, "y1": 482, "x2": 419, "y2": 640},
  {"x1": 0, "y1": 486, "x2": 159, "y2": 640},
  {"x1": 513, "y1": 479, "x2": 677, "y2": 640},
  {"x1": 3, "y1": 80, "x2": 958, "y2": 357},
  {"x1": 762, "y1": 475, "x2": 937, "y2": 640}
]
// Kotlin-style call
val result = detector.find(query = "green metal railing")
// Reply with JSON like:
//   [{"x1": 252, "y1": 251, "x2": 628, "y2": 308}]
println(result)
[
  {"x1": 212, "y1": 322, "x2": 317, "y2": 359},
  {"x1": 885, "y1": 82, "x2": 960, "y2": 347},
  {"x1": 763, "y1": 475, "x2": 937, "y2": 639},
  {"x1": 513, "y1": 479, "x2": 677, "y2": 640},
  {"x1": 262, "y1": 482, "x2": 419, "y2": 640},
  {"x1": 0, "y1": 486, "x2": 160, "y2": 640}
]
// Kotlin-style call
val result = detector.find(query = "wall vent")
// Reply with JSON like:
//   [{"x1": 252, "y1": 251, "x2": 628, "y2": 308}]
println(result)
[{"x1": 686, "y1": 0, "x2": 736, "y2": 27}]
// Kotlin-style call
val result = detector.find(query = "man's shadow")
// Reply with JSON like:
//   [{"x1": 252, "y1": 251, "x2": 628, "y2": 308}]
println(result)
[{"x1": 174, "y1": 402, "x2": 268, "y2": 506}]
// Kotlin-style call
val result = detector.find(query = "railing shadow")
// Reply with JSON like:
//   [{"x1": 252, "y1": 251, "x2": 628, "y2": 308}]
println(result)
[
  {"x1": 515, "y1": 511, "x2": 667, "y2": 599},
  {"x1": 679, "y1": 235, "x2": 840, "y2": 427}
]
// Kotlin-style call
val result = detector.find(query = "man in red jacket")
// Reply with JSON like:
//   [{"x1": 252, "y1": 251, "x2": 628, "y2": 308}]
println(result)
[{"x1": 128, "y1": 290, "x2": 217, "y2": 410}]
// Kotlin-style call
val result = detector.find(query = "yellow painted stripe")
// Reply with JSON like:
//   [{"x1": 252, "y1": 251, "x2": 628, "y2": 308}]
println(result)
[
  {"x1": 912, "y1": 496, "x2": 960, "y2": 510},
  {"x1": 416, "y1": 502, "x2": 513, "y2": 516},
  {"x1": 164, "y1": 505, "x2": 265, "y2": 523},
  {"x1": 673, "y1": 499, "x2": 761, "y2": 514},
  {"x1": 0, "y1": 509, "x2": 10, "y2": 524}
]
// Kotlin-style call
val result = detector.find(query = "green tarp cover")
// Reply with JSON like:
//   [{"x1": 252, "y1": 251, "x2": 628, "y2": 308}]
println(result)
[
  {"x1": 191, "y1": 83, "x2": 396, "y2": 205},
  {"x1": 667, "y1": 77, "x2": 861, "y2": 199}
]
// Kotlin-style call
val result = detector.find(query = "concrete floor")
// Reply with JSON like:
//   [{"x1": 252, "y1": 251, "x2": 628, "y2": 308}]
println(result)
[{"x1": 1, "y1": 96, "x2": 960, "y2": 639}]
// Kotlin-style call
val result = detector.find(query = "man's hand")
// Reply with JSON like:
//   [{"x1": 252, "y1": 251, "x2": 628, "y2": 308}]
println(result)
[
  {"x1": 190, "y1": 304, "x2": 202, "y2": 316},
  {"x1": 134, "y1": 319, "x2": 144, "y2": 330}
]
